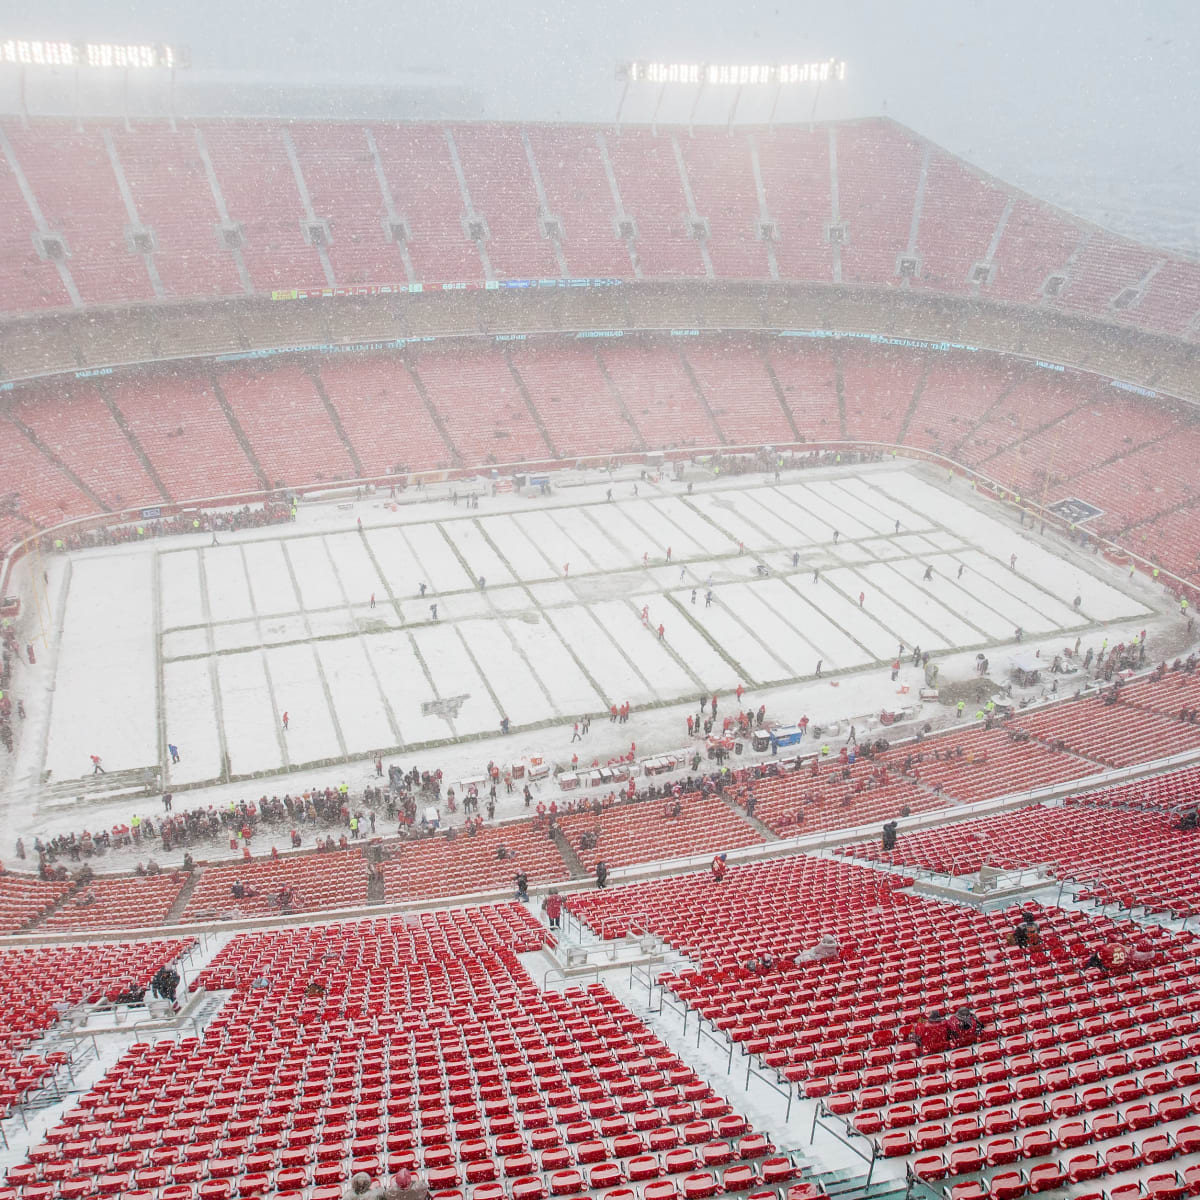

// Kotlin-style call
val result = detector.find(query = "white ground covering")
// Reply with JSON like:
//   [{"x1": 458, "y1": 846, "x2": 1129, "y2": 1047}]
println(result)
[{"x1": 4, "y1": 460, "x2": 1177, "y2": 857}]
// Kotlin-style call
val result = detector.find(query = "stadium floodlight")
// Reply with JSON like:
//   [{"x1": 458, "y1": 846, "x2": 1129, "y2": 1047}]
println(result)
[
  {"x1": 615, "y1": 59, "x2": 847, "y2": 129},
  {"x1": 0, "y1": 38, "x2": 190, "y2": 131},
  {"x1": 617, "y1": 61, "x2": 847, "y2": 86},
  {"x1": 0, "y1": 39, "x2": 189, "y2": 69}
]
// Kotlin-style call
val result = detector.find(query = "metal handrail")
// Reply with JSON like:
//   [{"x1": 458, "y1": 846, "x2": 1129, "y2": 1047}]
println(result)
[
  {"x1": 696, "y1": 1017, "x2": 735, "y2": 1074},
  {"x1": 658, "y1": 987, "x2": 691, "y2": 1034},
  {"x1": 745, "y1": 1062, "x2": 794, "y2": 1121},
  {"x1": 542, "y1": 966, "x2": 599, "y2": 988},
  {"x1": 808, "y1": 1100, "x2": 880, "y2": 1185}
]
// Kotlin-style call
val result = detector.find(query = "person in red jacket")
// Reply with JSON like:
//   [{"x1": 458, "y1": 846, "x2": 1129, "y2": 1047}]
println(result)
[
  {"x1": 543, "y1": 891, "x2": 562, "y2": 930},
  {"x1": 906, "y1": 1011, "x2": 951, "y2": 1054},
  {"x1": 1086, "y1": 938, "x2": 1155, "y2": 974},
  {"x1": 711, "y1": 853, "x2": 728, "y2": 882},
  {"x1": 945, "y1": 1006, "x2": 981, "y2": 1047}
]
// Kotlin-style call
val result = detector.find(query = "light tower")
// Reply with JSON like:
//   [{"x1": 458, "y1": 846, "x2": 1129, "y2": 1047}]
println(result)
[{"x1": 614, "y1": 59, "x2": 848, "y2": 133}]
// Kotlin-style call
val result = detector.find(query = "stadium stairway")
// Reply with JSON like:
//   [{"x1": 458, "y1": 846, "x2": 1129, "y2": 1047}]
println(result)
[
  {"x1": 305, "y1": 365, "x2": 365, "y2": 479},
  {"x1": 206, "y1": 371, "x2": 270, "y2": 491},
  {"x1": 717, "y1": 792, "x2": 777, "y2": 842},
  {"x1": 161, "y1": 874, "x2": 203, "y2": 926},
  {"x1": 38, "y1": 765, "x2": 162, "y2": 805},
  {"x1": 549, "y1": 828, "x2": 589, "y2": 880}
]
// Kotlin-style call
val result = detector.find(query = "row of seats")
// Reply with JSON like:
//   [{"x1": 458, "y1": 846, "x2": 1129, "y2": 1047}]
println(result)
[
  {"x1": 740, "y1": 756, "x2": 949, "y2": 838},
  {"x1": 0, "y1": 938, "x2": 193, "y2": 1119},
  {"x1": 837, "y1": 765, "x2": 1200, "y2": 917},
  {"x1": 0, "y1": 904, "x2": 821, "y2": 1200},
  {"x1": 0, "y1": 873, "x2": 71, "y2": 934},
  {"x1": 2, "y1": 118, "x2": 1195, "y2": 346},
  {"x1": 177, "y1": 822, "x2": 570, "y2": 923},
  {"x1": 40, "y1": 874, "x2": 187, "y2": 931},
  {"x1": 4, "y1": 340, "x2": 1200, "y2": 586},
  {"x1": 556, "y1": 794, "x2": 764, "y2": 872},
  {"x1": 564, "y1": 855, "x2": 1200, "y2": 1200},
  {"x1": 879, "y1": 725, "x2": 1106, "y2": 805}
]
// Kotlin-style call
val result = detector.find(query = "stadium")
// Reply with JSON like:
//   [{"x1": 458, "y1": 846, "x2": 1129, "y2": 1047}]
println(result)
[{"x1": 0, "y1": 20, "x2": 1199, "y2": 1200}]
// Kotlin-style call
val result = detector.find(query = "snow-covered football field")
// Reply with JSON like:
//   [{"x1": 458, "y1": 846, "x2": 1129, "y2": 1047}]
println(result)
[{"x1": 36, "y1": 464, "x2": 1151, "y2": 790}]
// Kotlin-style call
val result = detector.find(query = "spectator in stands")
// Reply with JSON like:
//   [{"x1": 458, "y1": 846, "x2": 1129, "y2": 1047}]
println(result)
[
  {"x1": 711, "y1": 853, "x2": 728, "y2": 882},
  {"x1": 1173, "y1": 807, "x2": 1198, "y2": 831},
  {"x1": 906, "y1": 1010, "x2": 950, "y2": 1054},
  {"x1": 881, "y1": 821, "x2": 898, "y2": 852},
  {"x1": 596, "y1": 861, "x2": 609, "y2": 888},
  {"x1": 515, "y1": 872, "x2": 529, "y2": 902},
  {"x1": 795, "y1": 934, "x2": 839, "y2": 964},
  {"x1": 150, "y1": 965, "x2": 180, "y2": 1004},
  {"x1": 1086, "y1": 938, "x2": 1156, "y2": 974},
  {"x1": 543, "y1": 890, "x2": 562, "y2": 930},
  {"x1": 389, "y1": 1168, "x2": 430, "y2": 1200},
  {"x1": 946, "y1": 1005, "x2": 980, "y2": 1046},
  {"x1": 1085, "y1": 942, "x2": 1128, "y2": 972},
  {"x1": 345, "y1": 1172, "x2": 375, "y2": 1200},
  {"x1": 1009, "y1": 911, "x2": 1040, "y2": 949}
]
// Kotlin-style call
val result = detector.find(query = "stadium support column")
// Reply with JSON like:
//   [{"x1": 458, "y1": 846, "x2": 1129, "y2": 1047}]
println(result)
[
  {"x1": 899, "y1": 143, "x2": 931, "y2": 291},
  {"x1": 595, "y1": 132, "x2": 642, "y2": 280},
  {"x1": 748, "y1": 134, "x2": 780, "y2": 282},
  {"x1": 103, "y1": 128, "x2": 166, "y2": 300},
  {"x1": 444, "y1": 127, "x2": 493, "y2": 283},
  {"x1": 281, "y1": 128, "x2": 337, "y2": 289},
  {"x1": 195, "y1": 128, "x2": 254, "y2": 295},
  {"x1": 0, "y1": 126, "x2": 83, "y2": 308},
  {"x1": 521, "y1": 127, "x2": 569, "y2": 278},
  {"x1": 365, "y1": 128, "x2": 417, "y2": 287},
  {"x1": 975, "y1": 198, "x2": 1014, "y2": 291},
  {"x1": 827, "y1": 126, "x2": 843, "y2": 285},
  {"x1": 671, "y1": 135, "x2": 714, "y2": 280}
]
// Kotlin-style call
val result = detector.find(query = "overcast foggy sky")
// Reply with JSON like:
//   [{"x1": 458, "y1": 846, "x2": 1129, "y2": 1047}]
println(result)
[{"x1": 25, "y1": 0, "x2": 1200, "y2": 247}]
